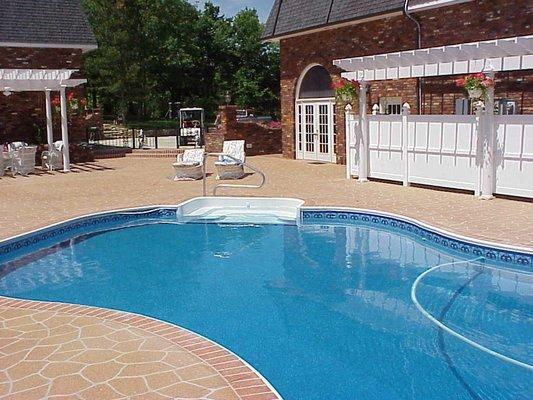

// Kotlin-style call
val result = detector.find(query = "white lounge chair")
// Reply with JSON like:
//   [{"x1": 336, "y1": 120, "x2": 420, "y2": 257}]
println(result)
[
  {"x1": 12, "y1": 146, "x2": 37, "y2": 176},
  {"x1": 9, "y1": 142, "x2": 27, "y2": 151},
  {"x1": 41, "y1": 141, "x2": 64, "y2": 171},
  {"x1": 215, "y1": 140, "x2": 246, "y2": 180},
  {"x1": 172, "y1": 148, "x2": 205, "y2": 181}
]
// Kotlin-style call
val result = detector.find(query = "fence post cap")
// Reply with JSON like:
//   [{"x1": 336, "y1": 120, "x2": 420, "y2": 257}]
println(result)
[{"x1": 344, "y1": 104, "x2": 353, "y2": 112}]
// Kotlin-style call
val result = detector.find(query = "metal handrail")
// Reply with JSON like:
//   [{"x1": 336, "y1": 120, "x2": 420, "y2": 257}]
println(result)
[{"x1": 201, "y1": 152, "x2": 266, "y2": 196}]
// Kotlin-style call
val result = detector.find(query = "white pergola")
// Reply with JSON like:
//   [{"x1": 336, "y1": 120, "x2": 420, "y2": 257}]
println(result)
[
  {"x1": 1, "y1": 69, "x2": 87, "y2": 171},
  {"x1": 334, "y1": 35, "x2": 533, "y2": 81},
  {"x1": 333, "y1": 35, "x2": 533, "y2": 200}
]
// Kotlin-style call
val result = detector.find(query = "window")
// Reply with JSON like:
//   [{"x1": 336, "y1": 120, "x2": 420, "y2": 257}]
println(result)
[
  {"x1": 379, "y1": 97, "x2": 402, "y2": 115},
  {"x1": 455, "y1": 98, "x2": 472, "y2": 115},
  {"x1": 298, "y1": 66, "x2": 334, "y2": 99},
  {"x1": 497, "y1": 99, "x2": 518, "y2": 115}
]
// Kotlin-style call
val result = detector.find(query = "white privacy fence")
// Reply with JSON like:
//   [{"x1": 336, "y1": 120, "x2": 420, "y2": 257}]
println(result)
[{"x1": 346, "y1": 109, "x2": 533, "y2": 198}]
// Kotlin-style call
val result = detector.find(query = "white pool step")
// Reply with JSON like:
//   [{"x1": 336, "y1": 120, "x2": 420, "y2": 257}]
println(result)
[{"x1": 176, "y1": 197, "x2": 305, "y2": 224}]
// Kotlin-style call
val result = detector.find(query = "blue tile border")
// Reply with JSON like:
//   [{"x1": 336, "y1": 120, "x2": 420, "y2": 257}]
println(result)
[
  {"x1": 0, "y1": 208, "x2": 177, "y2": 258},
  {"x1": 1, "y1": 205, "x2": 530, "y2": 270},
  {"x1": 301, "y1": 210, "x2": 532, "y2": 269}
]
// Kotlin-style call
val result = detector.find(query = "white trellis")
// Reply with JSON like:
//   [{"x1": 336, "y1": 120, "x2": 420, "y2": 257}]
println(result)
[
  {"x1": 1, "y1": 69, "x2": 87, "y2": 172},
  {"x1": 334, "y1": 35, "x2": 533, "y2": 199}
]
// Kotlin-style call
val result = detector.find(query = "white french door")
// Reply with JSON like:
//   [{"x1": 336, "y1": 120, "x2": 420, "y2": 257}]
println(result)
[{"x1": 296, "y1": 100, "x2": 336, "y2": 163}]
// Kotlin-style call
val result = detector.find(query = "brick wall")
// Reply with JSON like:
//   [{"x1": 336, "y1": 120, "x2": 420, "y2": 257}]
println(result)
[
  {"x1": 0, "y1": 47, "x2": 93, "y2": 144},
  {"x1": 205, "y1": 106, "x2": 282, "y2": 156},
  {"x1": 279, "y1": 0, "x2": 532, "y2": 164}
]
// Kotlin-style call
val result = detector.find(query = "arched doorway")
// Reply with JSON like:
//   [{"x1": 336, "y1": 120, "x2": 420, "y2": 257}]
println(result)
[{"x1": 295, "y1": 65, "x2": 336, "y2": 162}]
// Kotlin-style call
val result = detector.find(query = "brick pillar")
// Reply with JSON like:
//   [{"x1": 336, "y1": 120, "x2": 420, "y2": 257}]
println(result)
[
  {"x1": 218, "y1": 105, "x2": 239, "y2": 139},
  {"x1": 205, "y1": 105, "x2": 238, "y2": 153},
  {"x1": 281, "y1": 77, "x2": 296, "y2": 159}
]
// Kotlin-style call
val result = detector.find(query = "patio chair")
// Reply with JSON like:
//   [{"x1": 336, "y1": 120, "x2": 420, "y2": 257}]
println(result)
[
  {"x1": 172, "y1": 148, "x2": 205, "y2": 181},
  {"x1": 9, "y1": 142, "x2": 27, "y2": 151},
  {"x1": 12, "y1": 146, "x2": 37, "y2": 176},
  {"x1": 0, "y1": 151, "x2": 4, "y2": 177},
  {"x1": 41, "y1": 141, "x2": 64, "y2": 171},
  {"x1": 215, "y1": 140, "x2": 246, "y2": 180}
]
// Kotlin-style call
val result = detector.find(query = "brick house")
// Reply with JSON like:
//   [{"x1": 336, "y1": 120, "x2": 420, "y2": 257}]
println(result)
[
  {"x1": 0, "y1": 0, "x2": 97, "y2": 146},
  {"x1": 263, "y1": 0, "x2": 532, "y2": 164}
]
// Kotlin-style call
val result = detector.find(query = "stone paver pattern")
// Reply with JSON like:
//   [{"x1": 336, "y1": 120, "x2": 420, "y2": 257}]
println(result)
[
  {"x1": 0, "y1": 155, "x2": 532, "y2": 399},
  {"x1": 0, "y1": 298, "x2": 278, "y2": 400}
]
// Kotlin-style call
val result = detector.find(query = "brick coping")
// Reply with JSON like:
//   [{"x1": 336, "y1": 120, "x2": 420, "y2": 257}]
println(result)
[{"x1": 0, "y1": 295, "x2": 282, "y2": 400}]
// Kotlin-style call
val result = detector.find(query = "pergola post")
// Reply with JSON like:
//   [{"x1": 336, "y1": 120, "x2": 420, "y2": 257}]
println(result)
[
  {"x1": 358, "y1": 81, "x2": 369, "y2": 182},
  {"x1": 44, "y1": 89, "x2": 54, "y2": 148},
  {"x1": 480, "y1": 68, "x2": 496, "y2": 200},
  {"x1": 344, "y1": 103, "x2": 354, "y2": 179},
  {"x1": 59, "y1": 86, "x2": 71, "y2": 172}
]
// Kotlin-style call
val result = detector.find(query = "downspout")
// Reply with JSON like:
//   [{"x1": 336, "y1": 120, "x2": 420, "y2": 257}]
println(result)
[{"x1": 403, "y1": 0, "x2": 423, "y2": 114}]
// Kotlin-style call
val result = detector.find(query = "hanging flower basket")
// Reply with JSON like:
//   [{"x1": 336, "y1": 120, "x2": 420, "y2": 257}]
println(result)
[
  {"x1": 50, "y1": 93, "x2": 85, "y2": 115},
  {"x1": 51, "y1": 96, "x2": 61, "y2": 113},
  {"x1": 332, "y1": 79, "x2": 360, "y2": 105},
  {"x1": 455, "y1": 73, "x2": 494, "y2": 101}
]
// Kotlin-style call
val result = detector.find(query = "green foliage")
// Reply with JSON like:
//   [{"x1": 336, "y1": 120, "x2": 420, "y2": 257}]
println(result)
[{"x1": 82, "y1": 0, "x2": 280, "y2": 121}]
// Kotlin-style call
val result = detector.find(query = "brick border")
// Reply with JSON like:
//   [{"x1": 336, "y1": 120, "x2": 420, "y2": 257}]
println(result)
[{"x1": 0, "y1": 296, "x2": 282, "y2": 400}]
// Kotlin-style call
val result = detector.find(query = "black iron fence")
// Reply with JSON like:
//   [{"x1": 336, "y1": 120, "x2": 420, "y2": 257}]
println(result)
[{"x1": 86, "y1": 127, "x2": 185, "y2": 149}]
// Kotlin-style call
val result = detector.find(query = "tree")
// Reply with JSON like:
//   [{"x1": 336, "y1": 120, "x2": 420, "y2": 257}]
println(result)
[
  {"x1": 82, "y1": 0, "x2": 280, "y2": 120},
  {"x1": 231, "y1": 8, "x2": 280, "y2": 116}
]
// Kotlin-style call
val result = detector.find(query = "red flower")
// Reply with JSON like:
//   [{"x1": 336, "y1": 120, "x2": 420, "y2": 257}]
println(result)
[
  {"x1": 67, "y1": 92, "x2": 75, "y2": 101},
  {"x1": 51, "y1": 96, "x2": 60, "y2": 107},
  {"x1": 455, "y1": 78, "x2": 465, "y2": 87}
]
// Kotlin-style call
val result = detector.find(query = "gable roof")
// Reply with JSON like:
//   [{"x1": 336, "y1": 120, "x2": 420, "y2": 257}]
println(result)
[
  {"x1": 263, "y1": 0, "x2": 472, "y2": 40},
  {"x1": 0, "y1": 0, "x2": 97, "y2": 50},
  {"x1": 263, "y1": 0, "x2": 405, "y2": 40}
]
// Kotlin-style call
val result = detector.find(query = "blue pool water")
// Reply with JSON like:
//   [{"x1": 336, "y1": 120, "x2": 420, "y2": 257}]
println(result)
[{"x1": 0, "y1": 218, "x2": 532, "y2": 399}]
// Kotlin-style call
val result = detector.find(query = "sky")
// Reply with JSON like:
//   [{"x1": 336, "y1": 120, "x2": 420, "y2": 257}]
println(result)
[{"x1": 193, "y1": 0, "x2": 274, "y2": 21}]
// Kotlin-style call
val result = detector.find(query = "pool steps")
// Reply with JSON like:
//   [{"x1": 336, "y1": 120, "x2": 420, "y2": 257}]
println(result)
[{"x1": 176, "y1": 197, "x2": 305, "y2": 224}]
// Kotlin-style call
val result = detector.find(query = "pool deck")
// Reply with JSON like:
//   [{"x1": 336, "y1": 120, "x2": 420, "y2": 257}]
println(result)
[{"x1": 1, "y1": 155, "x2": 532, "y2": 399}]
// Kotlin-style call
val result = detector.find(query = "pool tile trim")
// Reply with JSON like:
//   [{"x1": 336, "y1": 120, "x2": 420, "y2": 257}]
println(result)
[
  {"x1": 2, "y1": 203, "x2": 530, "y2": 269},
  {"x1": 0, "y1": 295, "x2": 283, "y2": 400},
  {"x1": 301, "y1": 207, "x2": 533, "y2": 268}
]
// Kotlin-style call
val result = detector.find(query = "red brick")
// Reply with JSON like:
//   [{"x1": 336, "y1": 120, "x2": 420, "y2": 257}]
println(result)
[
  {"x1": 278, "y1": 0, "x2": 532, "y2": 165},
  {"x1": 0, "y1": 47, "x2": 97, "y2": 144}
]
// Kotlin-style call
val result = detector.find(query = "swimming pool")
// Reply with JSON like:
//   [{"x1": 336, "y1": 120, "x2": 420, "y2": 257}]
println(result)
[{"x1": 0, "y1": 205, "x2": 531, "y2": 399}]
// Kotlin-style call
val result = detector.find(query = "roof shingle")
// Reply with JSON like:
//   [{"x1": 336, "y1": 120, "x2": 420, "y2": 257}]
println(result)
[
  {"x1": 263, "y1": 0, "x2": 406, "y2": 39},
  {"x1": 0, "y1": 0, "x2": 97, "y2": 47}
]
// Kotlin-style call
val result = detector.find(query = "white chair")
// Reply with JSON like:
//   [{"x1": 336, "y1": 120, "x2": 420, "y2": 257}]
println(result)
[
  {"x1": 12, "y1": 146, "x2": 37, "y2": 176},
  {"x1": 215, "y1": 140, "x2": 246, "y2": 180},
  {"x1": 172, "y1": 148, "x2": 205, "y2": 181},
  {"x1": 41, "y1": 141, "x2": 64, "y2": 171},
  {"x1": 9, "y1": 142, "x2": 27, "y2": 151},
  {"x1": 0, "y1": 152, "x2": 5, "y2": 177}
]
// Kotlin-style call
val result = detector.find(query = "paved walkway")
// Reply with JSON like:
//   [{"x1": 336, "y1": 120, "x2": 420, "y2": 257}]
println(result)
[
  {"x1": 0, "y1": 155, "x2": 532, "y2": 248},
  {"x1": 0, "y1": 155, "x2": 532, "y2": 399}
]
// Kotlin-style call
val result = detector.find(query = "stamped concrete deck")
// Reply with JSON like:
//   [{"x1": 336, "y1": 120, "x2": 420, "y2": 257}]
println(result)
[
  {"x1": 0, "y1": 155, "x2": 532, "y2": 247},
  {"x1": 0, "y1": 155, "x2": 532, "y2": 399}
]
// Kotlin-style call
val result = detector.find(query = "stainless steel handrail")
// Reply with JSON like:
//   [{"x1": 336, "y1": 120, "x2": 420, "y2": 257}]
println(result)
[{"x1": 201, "y1": 152, "x2": 266, "y2": 196}]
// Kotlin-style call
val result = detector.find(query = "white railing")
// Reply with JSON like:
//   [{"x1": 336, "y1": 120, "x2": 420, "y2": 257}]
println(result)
[
  {"x1": 346, "y1": 106, "x2": 533, "y2": 198},
  {"x1": 201, "y1": 153, "x2": 266, "y2": 196}
]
